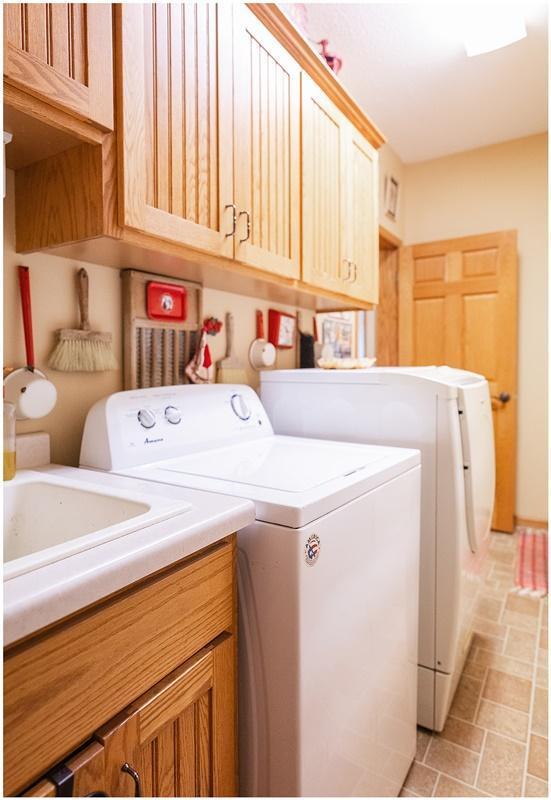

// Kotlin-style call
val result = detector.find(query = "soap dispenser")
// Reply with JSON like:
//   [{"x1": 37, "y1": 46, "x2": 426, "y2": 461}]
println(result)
[{"x1": 4, "y1": 393, "x2": 16, "y2": 480}]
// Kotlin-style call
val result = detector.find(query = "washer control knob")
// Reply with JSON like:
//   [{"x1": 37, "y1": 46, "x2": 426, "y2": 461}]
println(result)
[
  {"x1": 137, "y1": 408, "x2": 156, "y2": 429},
  {"x1": 231, "y1": 393, "x2": 251, "y2": 421},
  {"x1": 165, "y1": 405, "x2": 181, "y2": 425}
]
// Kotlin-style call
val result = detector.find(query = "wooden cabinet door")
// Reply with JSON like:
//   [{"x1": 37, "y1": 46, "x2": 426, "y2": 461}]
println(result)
[
  {"x1": 343, "y1": 126, "x2": 379, "y2": 303},
  {"x1": 23, "y1": 741, "x2": 107, "y2": 797},
  {"x1": 301, "y1": 73, "x2": 348, "y2": 294},
  {"x1": 233, "y1": 5, "x2": 301, "y2": 278},
  {"x1": 97, "y1": 636, "x2": 236, "y2": 797},
  {"x1": 3, "y1": 4, "x2": 113, "y2": 129},
  {"x1": 118, "y1": 4, "x2": 234, "y2": 257}
]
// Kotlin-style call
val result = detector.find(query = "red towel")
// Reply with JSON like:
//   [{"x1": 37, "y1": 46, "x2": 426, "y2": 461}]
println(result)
[{"x1": 514, "y1": 528, "x2": 548, "y2": 595}]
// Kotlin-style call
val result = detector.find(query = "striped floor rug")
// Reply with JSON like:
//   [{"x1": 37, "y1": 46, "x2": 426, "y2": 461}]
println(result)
[{"x1": 512, "y1": 527, "x2": 548, "y2": 597}]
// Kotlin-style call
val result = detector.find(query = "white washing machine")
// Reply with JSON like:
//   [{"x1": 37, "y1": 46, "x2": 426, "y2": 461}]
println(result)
[
  {"x1": 261, "y1": 366, "x2": 495, "y2": 732},
  {"x1": 80, "y1": 384, "x2": 421, "y2": 797}
]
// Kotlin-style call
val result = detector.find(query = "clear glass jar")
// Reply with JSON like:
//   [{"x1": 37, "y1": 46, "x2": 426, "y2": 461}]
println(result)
[{"x1": 4, "y1": 399, "x2": 16, "y2": 481}]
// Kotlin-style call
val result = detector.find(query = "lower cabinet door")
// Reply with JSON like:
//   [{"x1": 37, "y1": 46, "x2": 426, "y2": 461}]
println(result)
[{"x1": 96, "y1": 635, "x2": 236, "y2": 798}]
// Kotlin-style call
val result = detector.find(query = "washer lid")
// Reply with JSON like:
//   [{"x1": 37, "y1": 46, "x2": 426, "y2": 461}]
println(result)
[
  {"x1": 135, "y1": 435, "x2": 421, "y2": 528},
  {"x1": 159, "y1": 437, "x2": 386, "y2": 492}
]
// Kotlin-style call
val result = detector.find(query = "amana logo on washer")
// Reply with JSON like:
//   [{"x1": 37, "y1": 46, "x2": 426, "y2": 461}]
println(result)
[{"x1": 305, "y1": 534, "x2": 320, "y2": 566}]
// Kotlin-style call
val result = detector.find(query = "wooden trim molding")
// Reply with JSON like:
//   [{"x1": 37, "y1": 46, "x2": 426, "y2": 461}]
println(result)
[
  {"x1": 247, "y1": 3, "x2": 386, "y2": 149},
  {"x1": 379, "y1": 224, "x2": 402, "y2": 250},
  {"x1": 514, "y1": 517, "x2": 548, "y2": 530}
]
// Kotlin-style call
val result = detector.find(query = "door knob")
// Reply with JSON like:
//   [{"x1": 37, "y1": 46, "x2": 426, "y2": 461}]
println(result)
[{"x1": 492, "y1": 392, "x2": 511, "y2": 404}]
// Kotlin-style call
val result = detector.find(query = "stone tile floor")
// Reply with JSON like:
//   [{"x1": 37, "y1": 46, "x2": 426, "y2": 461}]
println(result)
[{"x1": 401, "y1": 531, "x2": 548, "y2": 797}]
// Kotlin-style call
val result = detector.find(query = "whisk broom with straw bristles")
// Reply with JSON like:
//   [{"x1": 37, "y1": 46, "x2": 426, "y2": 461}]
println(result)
[{"x1": 49, "y1": 268, "x2": 118, "y2": 372}]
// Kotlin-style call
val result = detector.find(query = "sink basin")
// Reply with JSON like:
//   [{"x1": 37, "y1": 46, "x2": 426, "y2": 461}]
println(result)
[{"x1": 4, "y1": 470, "x2": 190, "y2": 580}]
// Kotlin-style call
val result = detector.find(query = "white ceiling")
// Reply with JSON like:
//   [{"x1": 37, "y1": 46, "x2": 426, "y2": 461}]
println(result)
[{"x1": 295, "y1": 3, "x2": 548, "y2": 162}]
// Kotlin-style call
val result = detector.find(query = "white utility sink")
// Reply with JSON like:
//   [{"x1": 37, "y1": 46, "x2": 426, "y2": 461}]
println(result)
[{"x1": 4, "y1": 470, "x2": 190, "y2": 580}]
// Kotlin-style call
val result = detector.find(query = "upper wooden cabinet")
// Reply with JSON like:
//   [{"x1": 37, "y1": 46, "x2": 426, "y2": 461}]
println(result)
[
  {"x1": 301, "y1": 74, "x2": 347, "y2": 295},
  {"x1": 233, "y1": 5, "x2": 301, "y2": 279},
  {"x1": 3, "y1": 3, "x2": 113, "y2": 130},
  {"x1": 117, "y1": 4, "x2": 234, "y2": 257},
  {"x1": 7, "y1": 3, "x2": 383, "y2": 309},
  {"x1": 118, "y1": 4, "x2": 300, "y2": 280},
  {"x1": 301, "y1": 74, "x2": 379, "y2": 302},
  {"x1": 343, "y1": 126, "x2": 379, "y2": 303}
]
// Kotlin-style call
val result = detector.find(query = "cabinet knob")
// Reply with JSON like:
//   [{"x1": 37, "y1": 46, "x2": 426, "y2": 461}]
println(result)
[{"x1": 121, "y1": 763, "x2": 142, "y2": 797}]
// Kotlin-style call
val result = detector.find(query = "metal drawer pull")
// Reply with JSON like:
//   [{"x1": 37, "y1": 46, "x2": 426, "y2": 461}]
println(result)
[
  {"x1": 121, "y1": 763, "x2": 142, "y2": 797},
  {"x1": 238, "y1": 210, "x2": 251, "y2": 243},
  {"x1": 224, "y1": 203, "x2": 237, "y2": 237}
]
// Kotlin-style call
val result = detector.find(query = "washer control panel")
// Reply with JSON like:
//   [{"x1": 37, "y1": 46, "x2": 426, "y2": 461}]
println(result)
[{"x1": 80, "y1": 384, "x2": 274, "y2": 470}]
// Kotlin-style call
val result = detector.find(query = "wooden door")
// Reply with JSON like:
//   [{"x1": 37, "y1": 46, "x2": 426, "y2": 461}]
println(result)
[
  {"x1": 117, "y1": 4, "x2": 234, "y2": 257},
  {"x1": 23, "y1": 741, "x2": 107, "y2": 797},
  {"x1": 343, "y1": 125, "x2": 379, "y2": 303},
  {"x1": 233, "y1": 5, "x2": 300, "y2": 278},
  {"x1": 301, "y1": 73, "x2": 348, "y2": 294},
  {"x1": 4, "y1": 4, "x2": 113, "y2": 129},
  {"x1": 398, "y1": 230, "x2": 518, "y2": 531},
  {"x1": 96, "y1": 636, "x2": 236, "y2": 797}
]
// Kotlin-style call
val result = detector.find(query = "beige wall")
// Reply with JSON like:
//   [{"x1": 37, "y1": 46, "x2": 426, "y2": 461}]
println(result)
[
  {"x1": 378, "y1": 143, "x2": 405, "y2": 241},
  {"x1": 3, "y1": 171, "x2": 313, "y2": 468},
  {"x1": 403, "y1": 133, "x2": 548, "y2": 521}
]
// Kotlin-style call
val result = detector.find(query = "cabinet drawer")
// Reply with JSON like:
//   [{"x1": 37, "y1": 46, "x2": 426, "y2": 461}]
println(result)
[{"x1": 4, "y1": 539, "x2": 234, "y2": 796}]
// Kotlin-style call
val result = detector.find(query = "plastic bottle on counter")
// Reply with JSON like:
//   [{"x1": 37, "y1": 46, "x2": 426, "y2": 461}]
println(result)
[{"x1": 4, "y1": 395, "x2": 16, "y2": 480}]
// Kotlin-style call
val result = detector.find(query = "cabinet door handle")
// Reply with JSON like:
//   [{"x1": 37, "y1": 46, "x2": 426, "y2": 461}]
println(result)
[
  {"x1": 238, "y1": 210, "x2": 251, "y2": 243},
  {"x1": 351, "y1": 262, "x2": 358, "y2": 282},
  {"x1": 224, "y1": 203, "x2": 237, "y2": 238},
  {"x1": 121, "y1": 763, "x2": 142, "y2": 797},
  {"x1": 342, "y1": 259, "x2": 352, "y2": 281}
]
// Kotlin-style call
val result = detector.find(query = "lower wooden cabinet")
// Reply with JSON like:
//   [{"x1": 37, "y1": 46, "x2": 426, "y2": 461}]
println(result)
[
  {"x1": 97, "y1": 636, "x2": 235, "y2": 798},
  {"x1": 7, "y1": 538, "x2": 237, "y2": 798},
  {"x1": 22, "y1": 742, "x2": 106, "y2": 797}
]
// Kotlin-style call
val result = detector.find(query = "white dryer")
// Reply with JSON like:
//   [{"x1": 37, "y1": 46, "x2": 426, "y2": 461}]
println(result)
[
  {"x1": 81, "y1": 384, "x2": 421, "y2": 797},
  {"x1": 261, "y1": 366, "x2": 495, "y2": 731}
]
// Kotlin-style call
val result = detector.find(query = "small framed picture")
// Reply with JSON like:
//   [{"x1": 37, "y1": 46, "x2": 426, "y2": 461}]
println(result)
[
  {"x1": 268, "y1": 309, "x2": 296, "y2": 349},
  {"x1": 384, "y1": 174, "x2": 399, "y2": 221}
]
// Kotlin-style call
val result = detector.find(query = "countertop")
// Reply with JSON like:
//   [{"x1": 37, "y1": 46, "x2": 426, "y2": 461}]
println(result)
[{"x1": 4, "y1": 466, "x2": 255, "y2": 646}]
